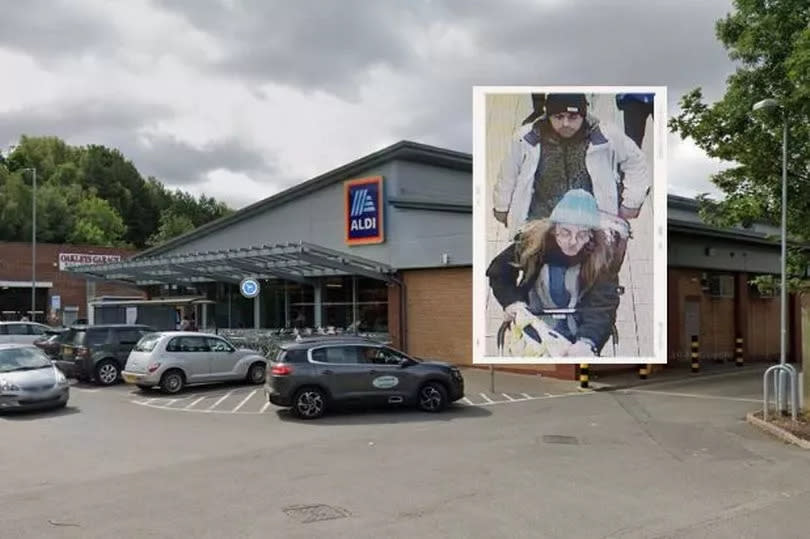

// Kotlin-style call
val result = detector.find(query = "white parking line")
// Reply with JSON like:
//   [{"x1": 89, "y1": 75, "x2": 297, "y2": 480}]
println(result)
[
  {"x1": 479, "y1": 393, "x2": 494, "y2": 403},
  {"x1": 521, "y1": 393, "x2": 531, "y2": 399},
  {"x1": 260, "y1": 401, "x2": 271, "y2": 413},
  {"x1": 231, "y1": 390, "x2": 256, "y2": 413},
  {"x1": 185, "y1": 397, "x2": 206, "y2": 409},
  {"x1": 165, "y1": 399, "x2": 178, "y2": 407},
  {"x1": 502, "y1": 393, "x2": 517, "y2": 401},
  {"x1": 207, "y1": 390, "x2": 236, "y2": 411},
  {"x1": 461, "y1": 397, "x2": 473, "y2": 405}
]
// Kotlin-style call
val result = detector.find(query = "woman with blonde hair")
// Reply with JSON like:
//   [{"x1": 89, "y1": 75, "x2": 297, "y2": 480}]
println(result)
[{"x1": 487, "y1": 189, "x2": 622, "y2": 357}]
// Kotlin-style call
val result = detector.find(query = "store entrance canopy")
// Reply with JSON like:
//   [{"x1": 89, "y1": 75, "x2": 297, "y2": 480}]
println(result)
[{"x1": 65, "y1": 242, "x2": 396, "y2": 286}]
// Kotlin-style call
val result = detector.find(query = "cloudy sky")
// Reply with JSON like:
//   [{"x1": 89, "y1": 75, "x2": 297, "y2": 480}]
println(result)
[{"x1": 0, "y1": 0, "x2": 737, "y2": 210}]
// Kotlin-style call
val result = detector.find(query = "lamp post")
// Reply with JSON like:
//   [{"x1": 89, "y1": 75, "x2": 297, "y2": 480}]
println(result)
[
  {"x1": 753, "y1": 98, "x2": 789, "y2": 411},
  {"x1": 20, "y1": 167, "x2": 37, "y2": 322}
]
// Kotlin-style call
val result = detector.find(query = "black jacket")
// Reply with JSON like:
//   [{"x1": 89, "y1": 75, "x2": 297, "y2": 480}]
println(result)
[{"x1": 486, "y1": 242, "x2": 620, "y2": 351}]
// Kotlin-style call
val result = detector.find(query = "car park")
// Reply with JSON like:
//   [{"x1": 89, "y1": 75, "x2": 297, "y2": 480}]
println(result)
[
  {"x1": 265, "y1": 336, "x2": 465, "y2": 419},
  {"x1": 121, "y1": 331, "x2": 268, "y2": 394},
  {"x1": 0, "y1": 343, "x2": 70, "y2": 413},
  {"x1": 54, "y1": 324, "x2": 155, "y2": 385}
]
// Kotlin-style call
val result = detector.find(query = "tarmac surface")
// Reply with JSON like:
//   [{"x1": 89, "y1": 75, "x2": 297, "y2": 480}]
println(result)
[{"x1": 1, "y1": 364, "x2": 808, "y2": 538}]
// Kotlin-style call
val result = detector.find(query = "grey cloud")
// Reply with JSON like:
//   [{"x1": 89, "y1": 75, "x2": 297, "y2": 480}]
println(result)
[
  {"x1": 0, "y1": 99, "x2": 277, "y2": 193},
  {"x1": 154, "y1": 0, "x2": 432, "y2": 101},
  {"x1": 0, "y1": 0, "x2": 119, "y2": 63},
  {"x1": 127, "y1": 134, "x2": 277, "y2": 186}
]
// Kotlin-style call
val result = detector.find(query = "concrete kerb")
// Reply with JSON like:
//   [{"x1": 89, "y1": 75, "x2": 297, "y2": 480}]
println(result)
[
  {"x1": 586, "y1": 364, "x2": 768, "y2": 392},
  {"x1": 746, "y1": 411, "x2": 810, "y2": 450}
]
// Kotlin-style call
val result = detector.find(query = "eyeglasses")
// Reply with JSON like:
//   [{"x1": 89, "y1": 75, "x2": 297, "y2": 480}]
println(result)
[{"x1": 554, "y1": 227, "x2": 591, "y2": 243}]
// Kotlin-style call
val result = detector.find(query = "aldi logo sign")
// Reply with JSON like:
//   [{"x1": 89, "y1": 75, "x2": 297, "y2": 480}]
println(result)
[{"x1": 344, "y1": 176, "x2": 384, "y2": 245}]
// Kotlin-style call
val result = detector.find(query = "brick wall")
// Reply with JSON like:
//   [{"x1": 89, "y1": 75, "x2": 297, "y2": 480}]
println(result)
[
  {"x1": 0, "y1": 242, "x2": 145, "y2": 321},
  {"x1": 396, "y1": 266, "x2": 575, "y2": 380}
]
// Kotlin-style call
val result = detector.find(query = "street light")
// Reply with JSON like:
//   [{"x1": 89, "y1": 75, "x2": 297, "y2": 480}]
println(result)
[
  {"x1": 752, "y1": 98, "x2": 788, "y2": 368},
  {"x1": 20, "y1": 167, "x2": 37, "y2": 322}
]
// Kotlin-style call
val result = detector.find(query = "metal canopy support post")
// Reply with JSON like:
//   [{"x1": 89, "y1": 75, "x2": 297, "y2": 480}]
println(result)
[
  {"x1": 314, "y1": 279, "x2": 322, "y2": 328},
  {"x1": 254, "y1": 293, "x2": 260, "y2": 329}
]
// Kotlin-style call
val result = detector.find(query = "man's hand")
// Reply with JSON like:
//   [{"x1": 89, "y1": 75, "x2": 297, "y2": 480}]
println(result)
[
  {"x1": 619, "y1": 205, "x2": 641, "y2": 220},
  {"x1": 563, "y1": 339, "x2": 596, "y2": 357},
  {"x1": 493, "y1": 209, "x2": 508, "y2": 226}
]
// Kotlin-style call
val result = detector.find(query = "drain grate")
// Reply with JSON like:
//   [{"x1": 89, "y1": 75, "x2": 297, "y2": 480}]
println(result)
[
  {"x1": 542, "y1": 435, "x2": 579, "y2": 445},
  {"x1": 283, "y1": 504, "x2": 351, "y2": 523}
]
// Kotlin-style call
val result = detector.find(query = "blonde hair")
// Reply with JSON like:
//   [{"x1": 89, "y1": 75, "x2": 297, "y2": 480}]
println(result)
[{"x1": 513, "y1": 218, "x2": 613, "y2": 291}]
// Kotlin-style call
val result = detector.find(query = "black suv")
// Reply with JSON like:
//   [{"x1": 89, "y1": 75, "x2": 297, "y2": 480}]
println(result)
[
  {"x1": 54, "y1": 324, "x2": 155, "y2": 386},
  {"x1": 265, "y1": 336, "x2": 465, "y2": 419}
]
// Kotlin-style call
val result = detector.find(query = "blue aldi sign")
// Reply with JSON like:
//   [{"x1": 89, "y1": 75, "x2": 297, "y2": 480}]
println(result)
[{"x1": 344, "y1": 176, "x2": 384, "y2": 245}]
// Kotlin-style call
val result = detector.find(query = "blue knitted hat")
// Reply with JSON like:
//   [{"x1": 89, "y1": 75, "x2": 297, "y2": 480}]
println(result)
[{"x1": 549, "y1": 189, "x2": 600, "y2": 228}]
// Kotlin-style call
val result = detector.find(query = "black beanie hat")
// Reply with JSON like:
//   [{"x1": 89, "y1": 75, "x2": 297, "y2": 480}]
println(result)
[{"x1": 545, "y1": 93, "x2": 587, "y2": 116}]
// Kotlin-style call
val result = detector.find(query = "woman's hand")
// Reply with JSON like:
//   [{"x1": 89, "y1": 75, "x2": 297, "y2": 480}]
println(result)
[
  {"x1": 503, "y1": 302, "x2": 528, "y2": 322},
  {"x1": 564, "y1": 339, "x2": 596, "y2": 357}
]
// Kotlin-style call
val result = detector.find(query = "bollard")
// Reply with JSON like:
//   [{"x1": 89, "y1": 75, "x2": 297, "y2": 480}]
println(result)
[
  {"x1": 639, "y1": 364, "x2": 649, "y2": 380},
  {"x1": 579, "y1": 364, "x2": 589, "y2": 389},
  {"x1": 735, "y1": 335, "x2": 744, "y2": 367},
  {"x1": 690, "y1": 335, "x2": 700, "y2": 373}
]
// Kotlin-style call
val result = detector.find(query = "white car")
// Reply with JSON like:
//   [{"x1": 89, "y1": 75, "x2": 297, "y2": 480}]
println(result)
[
  {"x1": 0, "y1": 322, "x2": 56, "y2": 345},
  {"x1": 121, "y1": 331, "x2": 267, "y2": 394}
]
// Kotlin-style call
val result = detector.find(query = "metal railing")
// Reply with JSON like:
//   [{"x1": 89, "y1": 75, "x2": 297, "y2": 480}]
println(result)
[{"x1": 763, "y1": 363, "x2": 799, "y2": 422}]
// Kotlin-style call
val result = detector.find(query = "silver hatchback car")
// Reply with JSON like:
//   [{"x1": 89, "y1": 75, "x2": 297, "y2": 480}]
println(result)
[
  {"x1": 121, "y1": 332, "x2": 267, "y2": 394},
  {"x1": 0, "y1": 344, "x2": 70, "y2": 412}
]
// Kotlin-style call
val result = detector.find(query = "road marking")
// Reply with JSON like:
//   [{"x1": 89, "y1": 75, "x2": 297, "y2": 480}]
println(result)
[
  {"x1": 185, "y1": 397, "x2": 206, "y2": 409},
  {"x1": 479, "y1": 393, "x2": 493, "y2": 403},
  {"x1": 623, "y1": 389, "x2": 761, "y2": 404},
  {"x1": 260, "y1": 401, "x2": 271, "y2": 413},
  {"x1": 165, "y1": 399, "x2": 178, "y2": 407},
  {"x1": 208, "y1": 390, "x2": 236, "y2": 411},
  {"x1": 232, "y1": 390, "x2": 256, "y2": 413},
  {"x1": 502, "y1": 393, "x2": 517, "y2": 401},
  {"x1": 521, "y1": 393, "x2": 531, "y2": 399},
  {"x1": 461, "y1": 397, "x2": 473, "y2": 405}
]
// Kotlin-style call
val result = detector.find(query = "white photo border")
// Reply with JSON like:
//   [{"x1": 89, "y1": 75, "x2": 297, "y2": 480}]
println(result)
[{"x1": 472, "y1": 85, "x2": 668, "y2": 364}]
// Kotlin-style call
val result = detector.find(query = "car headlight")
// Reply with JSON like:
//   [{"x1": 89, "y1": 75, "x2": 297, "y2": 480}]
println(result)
[
  {"x1": 55, "y1": 369, "x2": 68, "y2": 385},
  {"x1": 0, "y1": 379, "x2": 21, "y2": 392}
]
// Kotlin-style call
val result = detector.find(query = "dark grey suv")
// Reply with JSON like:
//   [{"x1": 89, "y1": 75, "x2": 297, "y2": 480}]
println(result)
[
  {"x1": 265, "y1": 336, "x2": 465, "y2": 419},
  {"x1": 54, "y1": 324, "x2": 155, "y2": 386}
]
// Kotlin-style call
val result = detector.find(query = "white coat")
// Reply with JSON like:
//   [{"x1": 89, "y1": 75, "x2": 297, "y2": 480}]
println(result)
[{"x1": 492, "y1": 116, "x2": 650, "y2": 239}]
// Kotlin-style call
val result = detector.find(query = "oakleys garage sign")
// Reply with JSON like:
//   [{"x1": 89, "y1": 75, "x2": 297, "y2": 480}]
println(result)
[{"x1": 58, "y1": 252, "x2": 122, "y2": 271}]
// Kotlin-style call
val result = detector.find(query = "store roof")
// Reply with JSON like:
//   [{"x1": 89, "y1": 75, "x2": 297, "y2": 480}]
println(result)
[
  {"x1": 135, "y1": 140, "x2": 471, "y2": 259},
  {"x1": 65, "y1": 241, "x2": 396, "y2": 286}
]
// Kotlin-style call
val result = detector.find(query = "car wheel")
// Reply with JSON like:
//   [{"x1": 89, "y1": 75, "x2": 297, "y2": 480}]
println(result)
[
  {"x1": 417, "y1": 382, "x2": 447, "y2": 413},
  {"x1": 94, "y1": 360, "x2": 120, "y2": 386},
  {"x1": 160, "y1": 370, "x2": 185, "y2": 395},
  {"x1": 247, "y1": 362, "x2": 266, "y2": 384},
  {"x1": 292, "y1": 387, "x2": 326, "y2": 420}
]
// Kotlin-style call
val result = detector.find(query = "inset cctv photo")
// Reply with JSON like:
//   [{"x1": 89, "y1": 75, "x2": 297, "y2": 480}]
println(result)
[{"x1": 472, "y1": 86, "x2": 667, "y2": 364}]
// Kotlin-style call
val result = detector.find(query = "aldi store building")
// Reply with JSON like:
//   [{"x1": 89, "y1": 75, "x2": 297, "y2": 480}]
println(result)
[{"x1": 66, "y1": 140, "x2": 800, "y2": 380}]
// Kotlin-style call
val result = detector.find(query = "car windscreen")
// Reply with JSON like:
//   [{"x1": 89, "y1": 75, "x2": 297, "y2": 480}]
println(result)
[
  {"x1": 0, "y1": 347, "x2": 53, "y2": 372},
  {"x1": 133, "y1": 333, "x2": 161, "y2": 352}
]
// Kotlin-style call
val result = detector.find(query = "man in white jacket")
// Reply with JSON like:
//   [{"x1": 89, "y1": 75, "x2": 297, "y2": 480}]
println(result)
[{"x1": 492, "y1": 93, "x2": 651, "y2": 243}]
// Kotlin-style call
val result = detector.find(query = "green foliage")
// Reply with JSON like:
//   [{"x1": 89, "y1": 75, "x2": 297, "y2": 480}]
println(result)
[
  {"x1": 146, "y1": 210, "x2": 196, "y2": 247},
  {"x1": 0, "y1": 136, "x2": 233, "y2": 249},
  {"x1": 669, "y1": 0, "x2": 810, "y2": 292}
]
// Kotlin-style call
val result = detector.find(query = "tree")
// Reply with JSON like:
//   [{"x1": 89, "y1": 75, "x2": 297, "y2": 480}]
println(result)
[
  {"x1": 1, "y1": 136, "x2": 233, "y2": 248},
  {"x1": 146, "y1": 209, "x2": 195, "y2": 247},
  {"x1": 67, "y1": 196, "x2": 128, "y2": 246},
  {"x1": 669, "y1": 0, "x2": 810, "y2": 293}
]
